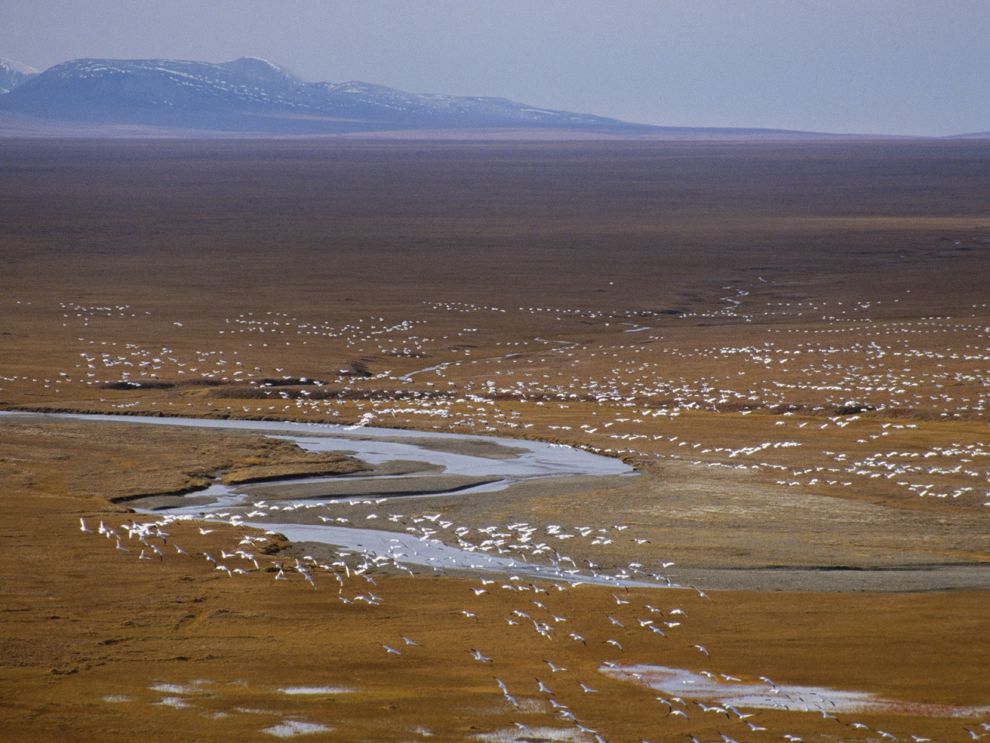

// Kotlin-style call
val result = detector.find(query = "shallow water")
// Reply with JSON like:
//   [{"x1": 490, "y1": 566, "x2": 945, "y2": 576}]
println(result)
[
  {"x1": 6, "y1": 412, "x2": 655, "y2": 587},
  {"x1": 474, "y1": 726, "x2": 590, "y2": 742},
  {"x1": 243, "y1": 520, "x2": 660, "y2": 587},
  {"x1": 261, "y1": 720, "x2": 333, "y2": 738},
  {"x1": 277, "y1": 686, "x2": 353, "y2": 696},
  {"x1": 601, "y1": 664, "x2": 990, "y2": 717},
  {"x1": 18, "y1": 412, "x2": 633, "y2": 480}
]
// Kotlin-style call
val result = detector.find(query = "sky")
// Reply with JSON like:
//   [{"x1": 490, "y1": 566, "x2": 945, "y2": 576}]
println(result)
[{"x1": 2, "y1": 0, "x2": 988, "y2": 136}]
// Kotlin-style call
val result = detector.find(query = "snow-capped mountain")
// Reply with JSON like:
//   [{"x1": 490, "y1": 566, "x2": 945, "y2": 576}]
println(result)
[
  {"x1": 0, "y1": 57, "x2": 37, "y2": 94},
  {"x1": 0, "y1": 56, "x2": 653, "y2": 135}
]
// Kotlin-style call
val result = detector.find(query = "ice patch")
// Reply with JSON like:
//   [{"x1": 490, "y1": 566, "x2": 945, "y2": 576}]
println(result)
[
  {"x1": 149, "y1": 682, "x2": 196, "y2": 694},
  {"x1": 474, "y1": 726, "x2": 593, "y2": 742},
  {"x1": 601, "y1": 664, "x2": 990, "y2": 717},
  {"x1": 278, "y1": 685, "x2": 354, "y2": 695},
  {"x1": 156, "y1": 696, "x2": 193, "y2": 709},
  {"x1": 262, "y1": 720, "x2": 333, "y2": 737}
]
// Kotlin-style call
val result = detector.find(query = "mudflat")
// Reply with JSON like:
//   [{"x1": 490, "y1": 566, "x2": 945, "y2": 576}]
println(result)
[{"x1": 1, "y1": 139, "x2": 988, "y2": 741}]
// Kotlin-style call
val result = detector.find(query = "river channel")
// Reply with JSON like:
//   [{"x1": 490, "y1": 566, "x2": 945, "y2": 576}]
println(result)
[{"x1": 4, "y1": 411, "x2": 660, "y2": 587}]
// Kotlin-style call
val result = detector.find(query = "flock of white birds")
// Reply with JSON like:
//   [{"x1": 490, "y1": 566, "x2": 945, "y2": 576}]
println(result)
[
  {"x1": 5, "y1": 279, "x2": 990, "y2": 740},
  {"x1": 6, "y1": 282, "x2": 988, "y2": 511},
  {"x1": 78, "y1": 496, "x2": 988, "y2": 743}
]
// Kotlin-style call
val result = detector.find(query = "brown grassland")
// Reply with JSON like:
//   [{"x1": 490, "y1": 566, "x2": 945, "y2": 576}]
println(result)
[{"x1": 1, "y1": 139, "x2": 988, "y2": 741}]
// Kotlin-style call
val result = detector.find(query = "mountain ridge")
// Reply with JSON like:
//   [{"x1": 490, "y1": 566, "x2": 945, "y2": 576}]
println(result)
[
  {"x1": 0, "y1": 55, "x2": 940, "y2": 139},
  {"x1": 0, "y1": 55, "x2": 661, "y2": 136}
]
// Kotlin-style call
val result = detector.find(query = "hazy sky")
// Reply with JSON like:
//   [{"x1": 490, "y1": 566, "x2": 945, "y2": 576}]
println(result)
[{"x1": 3, "y1": 0, "x2": 988, "y2": 135}]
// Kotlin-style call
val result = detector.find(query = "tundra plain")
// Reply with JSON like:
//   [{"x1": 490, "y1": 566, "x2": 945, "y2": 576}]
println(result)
[{"x1": 1, "y1": 139, "x2": 988, "y2": 742}]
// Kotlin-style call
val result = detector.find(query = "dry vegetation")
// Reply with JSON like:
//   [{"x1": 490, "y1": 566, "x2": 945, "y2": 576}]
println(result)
[{"x1": 1, "y1": 139, "x2": 988, "y2": 741}]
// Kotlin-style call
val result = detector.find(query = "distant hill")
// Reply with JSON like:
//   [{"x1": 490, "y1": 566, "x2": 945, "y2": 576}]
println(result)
[
  {"x1": 0, "y1": 55, "x2": 835, "y2": 138},
  {"x1": 0, "y1": 57, "x2": 37, "y2": 94}
]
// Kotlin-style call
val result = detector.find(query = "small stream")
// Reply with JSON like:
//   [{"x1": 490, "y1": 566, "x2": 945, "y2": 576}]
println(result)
[{"x1": 4, "y1": 411, "x2": 658, "y2": 587}]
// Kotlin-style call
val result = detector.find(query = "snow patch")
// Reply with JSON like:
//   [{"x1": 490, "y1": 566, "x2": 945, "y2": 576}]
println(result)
[
  {"x1": 278, "y1": 685, "x2": 354, "y2": 695},
  {"x1": 262, "y1": 720, "x2": 333, "y2": 737}
]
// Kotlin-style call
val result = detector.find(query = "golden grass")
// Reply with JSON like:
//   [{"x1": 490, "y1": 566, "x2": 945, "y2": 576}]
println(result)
[{"x1": 1, "y1": 139, "x2": 988, "y2": 741}]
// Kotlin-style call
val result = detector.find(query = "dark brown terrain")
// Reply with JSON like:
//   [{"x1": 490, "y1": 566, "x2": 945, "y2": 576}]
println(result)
[{"x1": 1, "y1": 138, "x2": 988, "y2": 741}]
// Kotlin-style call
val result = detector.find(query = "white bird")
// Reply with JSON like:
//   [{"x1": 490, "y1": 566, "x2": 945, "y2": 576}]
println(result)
[
  {"x1": 382, "y1": 644, "x2": 401, "y2": 656},
  {"x1": 79, "y1": 518, "x2": 92, "y2": 533},
  {"x1": 495, "y1": 678, "x2": 518, "y2": 708},
  {"x1": 470, "y1": 648, "x2": 492, "y2": 663}
]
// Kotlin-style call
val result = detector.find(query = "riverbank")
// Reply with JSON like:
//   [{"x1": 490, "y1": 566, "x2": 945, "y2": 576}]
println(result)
[{"x1": 6, "y1": 411, "x2": 986, "y2": 592}]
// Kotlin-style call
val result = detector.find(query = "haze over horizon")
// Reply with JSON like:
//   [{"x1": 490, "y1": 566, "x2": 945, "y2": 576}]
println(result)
[{"x1": 2, "y1": 0, "x2": 989, "y2": 137}]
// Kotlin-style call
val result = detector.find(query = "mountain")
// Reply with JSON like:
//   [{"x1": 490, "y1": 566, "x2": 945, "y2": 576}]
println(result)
[
  {"x1": 0, "y1": 57, "x2": 37, "y2": 94},
  {"x1": 0, "y1": 55, "x2": 851, "y2": 138},
  {"x1": 0, "y1": 56, "x2": 661, "y2": 136}
]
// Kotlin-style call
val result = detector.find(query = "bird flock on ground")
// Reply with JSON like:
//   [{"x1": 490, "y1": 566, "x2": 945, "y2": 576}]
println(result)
[
  {"x1": 78, "y1": 479, "x2": 989, "y2": 741},
  {"x1": 7, "y1": 277, "x2": 990, "y2": 739},
  {"x1": 7, "y1": 281, "x2": 987, "y2": 511}
]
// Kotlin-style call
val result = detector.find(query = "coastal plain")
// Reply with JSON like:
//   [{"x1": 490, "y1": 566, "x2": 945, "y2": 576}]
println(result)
[{"x1": 1, "y1": 139, "x2": 989, "y2": 742}]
